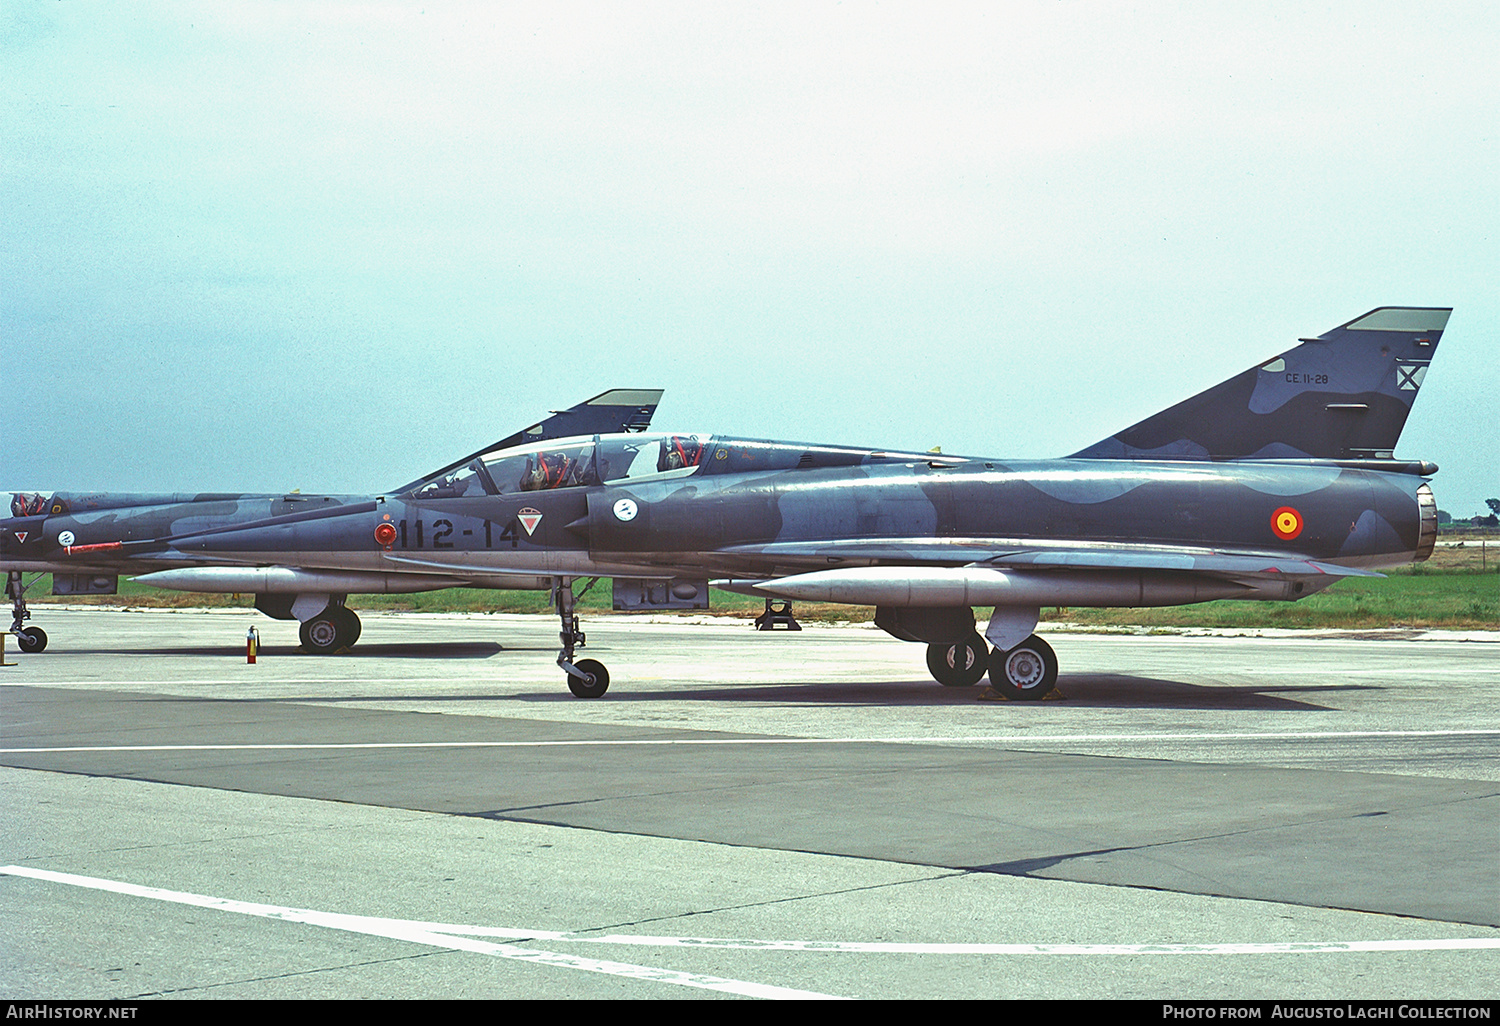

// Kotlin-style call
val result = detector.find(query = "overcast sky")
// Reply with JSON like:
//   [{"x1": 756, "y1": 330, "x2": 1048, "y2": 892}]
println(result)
[{"x1": 4, "y1": 1, "x2": 1496, "y2": 515}]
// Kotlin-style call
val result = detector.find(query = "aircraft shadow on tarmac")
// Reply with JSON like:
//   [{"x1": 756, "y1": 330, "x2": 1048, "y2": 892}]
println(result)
[
  {"x1": 257, "y1": 674, "x2": 1363, "y2": 710},
  {"x1": 1036, "y1": 673, "x2": 1378, "y2": 709},
  {"x1": 566, "y1": 676, "x2": 1369, "y2": 709},
  {"x1": 37, "y1": 644, "x2": 1373, "y2": 708}
]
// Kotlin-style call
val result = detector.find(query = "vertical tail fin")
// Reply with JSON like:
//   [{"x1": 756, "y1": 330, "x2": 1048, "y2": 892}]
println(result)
[{"x1": 1071, "y1": 307, "x2": 1451, "y2": 461}]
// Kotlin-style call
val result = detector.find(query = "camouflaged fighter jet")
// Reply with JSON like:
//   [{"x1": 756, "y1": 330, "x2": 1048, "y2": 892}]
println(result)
[
  {"x1": 2, "y1": 388, "x2": 663, "y2": 654},
  {"x1": 3, "y1": 307, "x2": 1450, "y2": 701}
]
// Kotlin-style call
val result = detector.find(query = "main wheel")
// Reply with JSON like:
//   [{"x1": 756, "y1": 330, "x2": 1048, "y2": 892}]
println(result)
[
  {"x1": 986, "y1": 634, "x2": 1058, "y2": 701},
  {"x1": 15, "y1": 626, "x2": 47, "y2": 653},
  {"x1": 336, "y1": 606, "x2": 362, "y2": 647},
  {"x1": 567, "y1": 658, "x2": 610, "y2": 698},
  {"x1": 926, "y1": 632, "x2": 989, "y2": 687},
  {"x1": 300, "y1": 608, "x2": 353, "y2": 654}
]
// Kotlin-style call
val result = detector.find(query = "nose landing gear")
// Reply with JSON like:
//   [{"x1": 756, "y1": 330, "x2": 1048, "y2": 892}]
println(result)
[
  {"x1": 7, "y1": 572, "x2": 47, "y2": 653},
  {"x1": 556, "y1": 577, "x2": 608, "y2": 698}
]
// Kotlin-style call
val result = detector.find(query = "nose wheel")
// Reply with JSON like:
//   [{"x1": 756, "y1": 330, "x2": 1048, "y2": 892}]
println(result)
[
  {"x1": 15, "y1": 625, "x2": 47, "y2": 653},
  {"x1": 567, "y1": 658, "x2": 610, "y2": 698}
]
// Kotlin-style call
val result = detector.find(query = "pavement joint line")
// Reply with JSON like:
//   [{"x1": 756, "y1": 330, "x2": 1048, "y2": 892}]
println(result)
[
  {"x1": 129, "y1": 949, "x2": 454, "y2": 998},
  {"x1": 5, "y1": 866, "x2": 1495, "y2": 960},
  {"x1": 0, "y1": 865, "x2": 845, "y2": 1001},
  {"x1": 575, "y1": 873, "x2": 970, "y2": 934},
  {"x1": 4, "y1": 728, "x2": 1500, "y2": 755}
]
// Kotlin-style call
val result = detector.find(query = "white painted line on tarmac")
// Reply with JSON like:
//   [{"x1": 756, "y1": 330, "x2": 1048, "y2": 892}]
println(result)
[
  {"x1": 430, "y1": 931, "x2": 1500, "y2": 956},
  {"x1": 4, "y1": 728, "x2": 1499, "y2": 755},
  {"x1": 6, "y1": 866, "x2": 1494, "y2": 962},
  {"x1": 0, "y1": 865, "x2": 842, "y2": 1000}
]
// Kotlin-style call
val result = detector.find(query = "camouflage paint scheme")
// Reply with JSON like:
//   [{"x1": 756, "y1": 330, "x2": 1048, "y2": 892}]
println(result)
[{"x1": 1, "y1": 308, "x2": 1451, "y2": 700}]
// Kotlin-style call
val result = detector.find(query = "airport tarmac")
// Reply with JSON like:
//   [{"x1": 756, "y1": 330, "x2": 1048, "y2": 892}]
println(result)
[{"x1": 1, "y1": 606, "x2": 1497, "y2": 1000}]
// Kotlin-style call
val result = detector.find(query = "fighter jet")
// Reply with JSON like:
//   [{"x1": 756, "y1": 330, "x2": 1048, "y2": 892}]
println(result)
[
  {"x1": 3, "y1": 307, "x2": 1449, "y2": 702},
  {"x1": 2, "y1": 388, "x2": 663, "y2": 655}
]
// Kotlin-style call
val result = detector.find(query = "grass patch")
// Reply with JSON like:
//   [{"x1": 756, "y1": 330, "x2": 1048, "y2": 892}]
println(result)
[{"x1": 1048, "y1": 569, "x2": 1497, "y2": 630}]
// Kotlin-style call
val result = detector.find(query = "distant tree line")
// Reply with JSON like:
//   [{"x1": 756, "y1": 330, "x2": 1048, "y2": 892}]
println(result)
[{"x1": 1437, "y1": 498, "x2": 1500, "y2": 527}]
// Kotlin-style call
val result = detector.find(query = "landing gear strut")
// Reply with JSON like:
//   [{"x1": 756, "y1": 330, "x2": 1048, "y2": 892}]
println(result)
[
  {"x1": 556, "y1": 577, "x2": 608, "y2": 698},
  {"x1": 7, "y1": 572, "x2": 46, "y2": 653}
]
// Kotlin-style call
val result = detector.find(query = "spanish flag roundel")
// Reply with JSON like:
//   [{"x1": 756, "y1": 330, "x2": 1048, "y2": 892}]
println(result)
[{"x1": 1271, "y1": 506, "x2": 1304, "y2": 541}]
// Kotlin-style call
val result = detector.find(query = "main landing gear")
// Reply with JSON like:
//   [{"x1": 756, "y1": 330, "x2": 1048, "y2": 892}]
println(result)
[
  {"x1": 986, "y1": 634, "x2": 1058, "y2": 701},
  {"x1": 925, "y1": 632, "x2": 1059, "y2": 700},
  {"x1": 7, "y1": 571, "x2": 47, "y2": 653},
  {"x1": 926, "y1": 632, "x2": 988, "y2": 687},
  {"x1": 556, "y1": 577, "x2": 608, "y2": 698},
  {"x1": 299, "y1": 603, "x2": 362, "y2": 655}
]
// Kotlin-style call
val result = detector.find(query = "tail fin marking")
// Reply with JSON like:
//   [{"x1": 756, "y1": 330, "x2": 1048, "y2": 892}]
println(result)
[{"x1": 1070, "y1": 307, "x2": 1451, "y2": 462}]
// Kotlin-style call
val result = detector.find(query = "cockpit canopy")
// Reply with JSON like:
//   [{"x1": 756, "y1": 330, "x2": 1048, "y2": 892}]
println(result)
[
  {"x1": 400, "y1": 432, "x2": 963, "y2": 500},
  {"x1": 404, "y1": 433, "x2": 713, "y2": 499}
]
